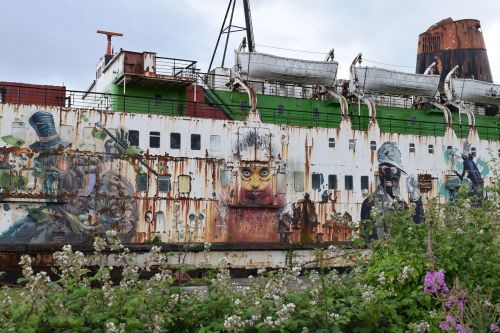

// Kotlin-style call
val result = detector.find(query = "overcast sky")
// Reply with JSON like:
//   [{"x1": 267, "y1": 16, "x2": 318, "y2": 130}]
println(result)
[{"x1": 1, "y1": 0, "x2": 500, "y2": 90}]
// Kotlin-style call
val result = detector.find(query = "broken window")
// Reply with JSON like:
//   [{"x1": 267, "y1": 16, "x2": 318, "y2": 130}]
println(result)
[
  {"x1": 210, "y1": 135, "x2": 221, "y2": 152},
  {"x1": 128, "y1": 130, "x2": 140, "y2": 146},
  {"x1": 136, "y1": 173, "x2": 149, "y2": 192},
  {"x1": 370, "y1": 141, "x2": 377, "y2": 151},
  {"x1": 328, "y1": 174, "x2": 337, "y2": 190},
  {"x1": 178, "y1": 175, "x2": 191, "y2": 194},
  {"x1": 157, "y1": 175, "x2": 171, "y2": 192},
  {"x1": 170, "y1": 133, "x2": 181, "y2": 149},
  {"x1": 328, "y1": 138, "x2": 335, "y2": 148},
  {"x1": 150, "y1": 131, "x2": 160, "y2": 148},
  {"x1": 471, "y1": 147, "x2": 476, "y2": 155},
  {"x1": 294, "y1": 171, "x2": 304, "y2": 192},
  {"x1": 345, "y1": 175, "x2": 353, "y2": 190},
  {"x1": 311, "y1": 173, "x2": 322, "y2": 190},
  {"x1": 361, "y1": 176, "x2": 369, "y2": 190},
  {"x1": 428, "y1": 144, "x2": 434, "y2": 154},
  {"x1": 409, "y1": 143, "x2": 415, "y2": 153},
  {"x1": 191, "y1": 134, "x2": 201, "y2": 150}
]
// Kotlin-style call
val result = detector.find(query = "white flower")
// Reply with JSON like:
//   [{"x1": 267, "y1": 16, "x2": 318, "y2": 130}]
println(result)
[
  {"x1": 479, "y1": 229, "x2": 484, "y2": 235},
  {"x1": 234, "y1": 299, "x2": 241, "y2": 306},
  {"x1": 257, "y1": 268, "x2": 266, "y2": 275},
  {"x1": 378, "y1": 272, "x2": 386, "y2": 284}
]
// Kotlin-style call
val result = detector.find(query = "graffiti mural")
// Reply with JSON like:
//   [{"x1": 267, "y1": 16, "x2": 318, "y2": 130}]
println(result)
[
  {"x1": 443, "y1": 142, "x2": 485, "y2": 204},
  {"x1": 215, "y1": 128, "x2": 287, "y2": 242},
  {"x1": 0, "y1": 111, "x2": 138, "y2": 243},
  {"x1": 361, "y1": 142, "x2": 424, "y2": 240}
]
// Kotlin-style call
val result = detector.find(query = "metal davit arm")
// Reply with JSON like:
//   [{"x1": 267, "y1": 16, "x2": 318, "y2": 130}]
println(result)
[
  {"x1": 348, "y1": 53, "x2": 377, "y2": 122},
  {"x1": 232, "y1": 77, "x2": 260, "y2": 122}
]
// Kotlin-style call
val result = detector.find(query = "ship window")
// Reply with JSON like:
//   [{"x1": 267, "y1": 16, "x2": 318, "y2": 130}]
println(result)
[
  {"x1": 149, "y1": 131, "x2": 160, "y2": 148},
  {"x1": 59, "y1": 125, "x2": 73, "y2": 143},
  {"x1": 498, "y1": 149, "x2": 500, "y2": 158},
  {"x1": 345, "y1": 175, "x2": 353, "y2": 190},
  {"x1": 277, "y1": 105, "x2": 284, "y2": 115},
  {"x1": 178, "y1": 175, "x2": 191, "y2": 194},
  {"x1": 177, "y1": 103, "x2": 184, "y2": 115},
  {"x1": 155, "y1": 94, "x2": 162, "y2": 105},
  {"x1": 311, "y1": 173, "x2": 322, "y2": 190},
  {"x1": 191, "y1": 134, "x2": 201, "y2": 150},
  {"x1": 428, "y1": 144, "x2": 434, "y2": 154},
  {"x1": 312, "y1": 107, "x2": 320, "y2": 121},
  {"x1": 328, "y1": 138, "x2": 335, "y2": 148},
  {"x1": 157, "y1": 175, "x2": 171, "y2": 192},
  {"x1": 409, "y1": 143, "x2": 415, "y2": 153},
  {"x1": 128, "y1": 130, "x2": 140, "y2": 146},
  {"x1": 0, "y1": 89, "x2": 5, "y2": 103},
  {"x1": 240, "y1": 101, "x2": 249, "y2": 112},
  {"x1": 328, "y1": 174, "x2": 337, "y2": 190},
  {"x1": 447, "y1": 145, "x2": 453, "y2": 151},
  {"x1": 210, "y1": 135, "x2": 221, "y2": 152},
  {"x1": 349, "y1": 139, "x2": 356, "y2": 150},
  {"x1": 136, "y1": 173, "x2": 149, "y2": 192},
  {"x1": 370, "y1": 141, "x2": 377, "y2": 151},
  {"x1": 471, "y1": 147, "x2": 476, "y2": 155},
  {"x1": 294, "y1": 171, "x2": 304, "y2": 192},
  {"x1": 361, "y1": 176, "x2": 369, "y2": 190},
  {"x1": 170, "y1": 133, "x2": 181, "y2": 149},
  {"x1": 277, "y1": 172, "x2": 287, "y2": 194}
]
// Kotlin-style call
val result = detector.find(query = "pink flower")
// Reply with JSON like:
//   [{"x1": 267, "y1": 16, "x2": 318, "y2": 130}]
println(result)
[{"x1": 424, "y1": 271, "x2": 449, "y2": 295}]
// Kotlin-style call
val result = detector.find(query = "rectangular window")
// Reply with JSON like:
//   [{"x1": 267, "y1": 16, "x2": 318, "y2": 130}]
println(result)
[
  {"x1": 328, "y1": 138, "x2": 335, "y2": 148},
  {"x1": 345, "y1": 175, "x2": 353, "y2": 190},
  {"x1": 349, "y1": 139, "x2": 356, "y2": 150},
  {"x1": 155, "y1": 94, "x2": 162, "y2": 105},
  {"x1": 191, "y1": 134, "x2": 201, "y2": 150},
  {"x1": 361, "y1": 176, "x2": 369, "y2": 190},
  {"x1": 428, "y1": 144, "x2": 434, "y2": 154},
  {"x1": 170, "y1": 133, "x2": 181, "y2": 149},
  {"x1": 178, "y1": 175, "x2": 191, "y2": 194},
  {"x1": 471, "y1": 147, "x2": 476, "y2": 155},
  {"x1": 277, "y1": 104, "x2": 284, "y2": 115},
  {"x1": 157, "y1": 175, "x2": 171, "y2": 192},
  {"x1": 328, "y1": 174, "x2": 337, "y2": 190},
  {"x1": 128, "y1": 130, "x2": 140, "y2": 146},
  {"x1": 311, "y1": 173, "x2": 322, "y2": 190},
  {"x1": 370, "y1": 141, "x2": 377, "y2": 151},
  {"x1": 409, "y1": 143, "x2": 415, "y2": 153},
  {"x1": 447, "y1": 145, "x2": 453, "y2": 151},
  {"x1": 149, "y1": 131, "x2": 160, "y2": 148},
  {"x1": 0, "y1": 89, "x2": 5, "y2": 103},
  {"x1": 210, "y1": 135, "x2": 221, "y2": 152},
  {"x1": 294, "y1": 171, "x2": 304, "y2": 192},
  {"x1": 136, "y1": 173, "x2": 149, "y2": 192},
  {"x1": 276, "y1": 172, "x2": 287, "y2": 194}
]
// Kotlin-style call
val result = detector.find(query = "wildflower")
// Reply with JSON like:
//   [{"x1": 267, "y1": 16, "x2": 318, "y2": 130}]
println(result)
[
  {"x1": 490, "y1": 323, "x2": 500, "y2": 333},
  {"x1": 234, "y1": 298, "x2": 241, "y2": 306},
  {"x1": 423, "y1": 271, "x2": 449, "y2": 295},
  {"x1": 257, "y1": 268, "x2": 266, "y2": 275},
  {"x1": 408, "y1": 320, "x2": 430, "y2": 332},
  {"x1": 378, "y1": 271, "x2": 386, "y2": 284},
  {"x1": 224, "y1": 315, "x2": 243, "y2": 330},
  {"x1": 439, "y1": 321, "x2": 451, "y2": 331}
]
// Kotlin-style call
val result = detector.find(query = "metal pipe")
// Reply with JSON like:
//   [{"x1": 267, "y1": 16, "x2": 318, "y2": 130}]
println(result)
[{"x1": 242, "y1": 0, "x2": 255, "y2": 52}]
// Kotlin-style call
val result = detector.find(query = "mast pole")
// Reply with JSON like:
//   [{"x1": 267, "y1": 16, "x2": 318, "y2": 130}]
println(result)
[
  {"x1": 208, "y1": 0, "x2": 233, "y2": 73},
  {"x1": 242, "y1": 0, "x2": 255, "y2": 52}
]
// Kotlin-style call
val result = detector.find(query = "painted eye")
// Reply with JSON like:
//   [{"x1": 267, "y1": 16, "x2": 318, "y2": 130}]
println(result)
[
  {"x1": 260, "y1": 168, "x2": 269, "y2": 177},
  {"x1": 242, "y1": 168, "x2": 251, "y2": 177}
]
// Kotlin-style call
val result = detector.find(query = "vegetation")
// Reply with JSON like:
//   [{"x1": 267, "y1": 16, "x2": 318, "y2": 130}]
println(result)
[{"x1": 1, "y1": 175, "x2": 499, "y2": 332}]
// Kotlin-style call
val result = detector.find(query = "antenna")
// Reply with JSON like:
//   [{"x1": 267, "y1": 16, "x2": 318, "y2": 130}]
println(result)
[{"x1": 96, "y1": 30, "x2": 123, "y2": 56}]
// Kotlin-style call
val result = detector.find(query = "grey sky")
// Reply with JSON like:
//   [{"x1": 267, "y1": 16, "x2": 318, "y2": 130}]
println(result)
[{"x1": 1, "y1": 0, "x2": 500, "y2": 90}]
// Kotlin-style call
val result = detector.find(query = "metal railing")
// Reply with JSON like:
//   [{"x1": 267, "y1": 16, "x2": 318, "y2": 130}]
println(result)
[
  {"x1": 1, "y1": 83, "x2": 498, "y2": 141},
  {"x1": 155, "y1": 57, "x2": 198, "y2": 79}
]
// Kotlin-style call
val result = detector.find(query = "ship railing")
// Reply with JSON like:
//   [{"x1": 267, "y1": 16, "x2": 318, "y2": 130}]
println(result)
[
  {"x1": 0, "y1": 83, "x2": 498, "y2": 141},
  {"x1": 155, "y1": 57, "x2": 198, "y2": 79}
]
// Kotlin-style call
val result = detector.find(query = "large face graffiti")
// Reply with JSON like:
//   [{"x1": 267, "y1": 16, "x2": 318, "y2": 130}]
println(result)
[{"x1": 239, "y1": 164, "x2": 273, "y2": 205}]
